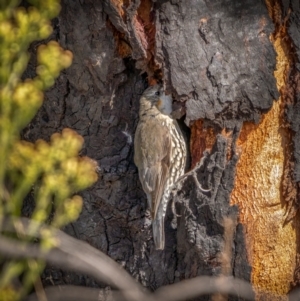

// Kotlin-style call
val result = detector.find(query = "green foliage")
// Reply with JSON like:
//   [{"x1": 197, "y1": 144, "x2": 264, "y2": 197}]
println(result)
[{"x1": 0, "y1": 0, "x2": 98, "y2": 299}]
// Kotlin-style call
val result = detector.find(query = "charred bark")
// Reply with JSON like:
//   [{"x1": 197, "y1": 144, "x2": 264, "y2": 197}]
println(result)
[{"x1": 22, "y1": 0, "x2": 300, "y2": 300}]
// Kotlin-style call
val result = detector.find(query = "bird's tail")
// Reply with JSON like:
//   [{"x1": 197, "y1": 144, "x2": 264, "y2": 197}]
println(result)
[{"x1": 152, "y1": 214, "x2": 165, "y2": 250}]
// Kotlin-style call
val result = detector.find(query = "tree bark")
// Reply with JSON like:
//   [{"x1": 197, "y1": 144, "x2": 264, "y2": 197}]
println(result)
[{"x1": 22, "y1": 0, "x2": 300, "y2": 300}]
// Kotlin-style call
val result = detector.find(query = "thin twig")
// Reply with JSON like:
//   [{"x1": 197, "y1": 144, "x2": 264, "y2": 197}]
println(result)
[
  {"x1": 174, "y1": 153, "x2": 211, "y2": 192},
  {"x1": 171, "y1": 153, "x2": 210, "y2": 218}
]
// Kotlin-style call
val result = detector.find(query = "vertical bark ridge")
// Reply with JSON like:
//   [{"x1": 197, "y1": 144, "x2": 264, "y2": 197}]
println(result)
[{"x1": 230, "y1": 1, "x2": 299, "y2": 299}]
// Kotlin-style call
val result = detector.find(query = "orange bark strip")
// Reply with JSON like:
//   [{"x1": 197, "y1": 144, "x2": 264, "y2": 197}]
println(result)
[
  {"x1": 105, "y1": 0, "x2": 132, "y2": 58},
  {"x1": 137, "y1": 0, "x2": 156, "y2": 56},
  {"x1": 230, "y1": 1, "x2": 297, "y2": 299},
  {"x1": 137, "y1": 0, "x2": 161, "y2": 80},
  {"x1": 190, "y1": 120, "x2": 216, "y2": 169},
  {"x1": 107, "y1": 21, "x2": 132, "y2": 58},
  {"x1": 108, "y1": 0, "x2": 160, "y2": 81},
  {"x1": 231, "y1": 99, "x2": 295, "y2": 299},
  {"x1": 110, "y1": 0, "x2": 129, "y2": 18}
]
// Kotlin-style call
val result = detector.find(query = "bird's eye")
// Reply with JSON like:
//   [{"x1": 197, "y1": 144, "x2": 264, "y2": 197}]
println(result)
[{"x1": 155, "y1": 91, "x2": 160, "y2": 96}]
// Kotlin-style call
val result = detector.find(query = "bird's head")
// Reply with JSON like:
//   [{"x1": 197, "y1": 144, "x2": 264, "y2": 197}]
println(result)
[{"x1": 140, "y1": 84, "x2": 172, "y2": 116}]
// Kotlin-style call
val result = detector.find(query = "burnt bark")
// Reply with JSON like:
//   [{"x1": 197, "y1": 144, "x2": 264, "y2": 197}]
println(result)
[
  {"x1": 22, "y1": 0, "x2": 299, "y2": 300},
  {"x1": 280, "y1": 0, "x2": 300, "y2": 289}
]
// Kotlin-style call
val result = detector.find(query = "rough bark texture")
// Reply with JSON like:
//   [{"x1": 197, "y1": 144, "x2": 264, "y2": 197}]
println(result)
[
  {"x1": 284, "y1": 0, "x2": 300, "y2": 195},
  {"x1": 21, "y1": 0, "x2": 298, "y2": 300},
  {"x1": 155, "y1": 0, "x2": 278, "y2": 126},
  {"x1": 280, "y1": 0, "x2": 300, "y2": 289}
]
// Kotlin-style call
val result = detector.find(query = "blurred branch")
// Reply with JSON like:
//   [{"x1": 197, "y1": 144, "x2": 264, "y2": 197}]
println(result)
[
  {"x1": 151, "y1": 276, "x2": 255, "y2": 301},
  {"x1": 26, "y1": 276, "x2": 257, "y2": 301},
  {"x1": 0, "y1": 218, "x2": 144, "y2": 300},
  {"x1": 0, "y1": 217, "x2": 292, "y2": 301},
  {"x1": 212, "y1": 216, "x2": 237, "y2": 301},
  {"x1": 26, "y1": 285, "x2": 117, "y2": 301},
  {"x1": 289, "y1": 287, "x2": 300, "y2": 301}
]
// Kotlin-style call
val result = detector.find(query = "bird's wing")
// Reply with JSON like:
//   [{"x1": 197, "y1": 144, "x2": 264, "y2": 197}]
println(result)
[
  {"x1": 134, "y1": 118, "x2": 172, "y2": 219},
  {"x1": 146, "y1": 161, "x2": 169, "y2": 219}
]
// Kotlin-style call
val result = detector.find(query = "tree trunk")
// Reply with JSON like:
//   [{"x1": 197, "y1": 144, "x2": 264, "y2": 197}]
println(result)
[{"x1": 23, "y1": 0, "x2": 300, "y2": 300}]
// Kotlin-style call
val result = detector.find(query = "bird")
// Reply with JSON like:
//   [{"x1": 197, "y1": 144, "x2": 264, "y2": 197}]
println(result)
[{"x1": 134, "y1": 84, "x2": 186, "y2": 250}]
